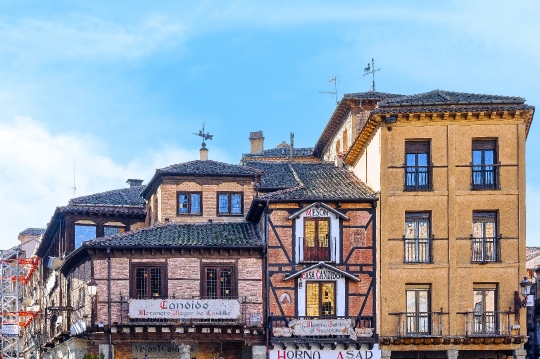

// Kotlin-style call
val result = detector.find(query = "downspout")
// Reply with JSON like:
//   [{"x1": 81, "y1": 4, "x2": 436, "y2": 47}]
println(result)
[
  {"x1": 264, "y1": 200, "x2": 270, "y2": 357},
  {"x1": 107, "y1": 247, "x2": 112, "y2": 359}
]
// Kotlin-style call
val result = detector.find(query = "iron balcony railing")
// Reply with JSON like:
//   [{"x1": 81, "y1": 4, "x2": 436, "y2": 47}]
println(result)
[
  {"x1": 269, "y1": 316, "x2": 374, "y2": 340},
  {"x1": 405, "y1": 165, "x2": 432, "y2": 191},
  {"x1": 458, "y1": 310, "x2": 513, "y2": 336},
  {"x1": 299, "y1": 237, "x2": 337, "y2": 263},
  {"x1": 471, "y1": 163, "x2": 499, "y2": 190},
  {"x1": 404, "y1": 236, "x2": 433, "y2": 263},
  {"x1": 471, "y1": 236, "x2": 500, "y2": 263},
  {"x1": 390, "y1": 310, "x2": 448, "y2": 337},
  {"x1": 118, "y1": 296, "x2": 263, "y2": 327}
]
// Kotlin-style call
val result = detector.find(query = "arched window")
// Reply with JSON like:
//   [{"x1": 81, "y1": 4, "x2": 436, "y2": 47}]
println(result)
[
  {"x1": 343, "y1": 129, "x2": 348, "y2": 151},
  {"x1": 336, "y1": 140, "x2": 341, "y2": 154}
]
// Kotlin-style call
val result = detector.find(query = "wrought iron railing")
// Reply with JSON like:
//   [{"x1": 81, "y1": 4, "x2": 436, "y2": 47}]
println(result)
[
  {"x1": 405, "y1": 165, "x2": 432, "y2": 191},
  {"x1": 471, "y1": 163, "x2": 499, "y2": 190},
  {"x1": 390, "y1": 311, "x2": 447, "y2": 337},
  {"x1": 471, "y1": 236, "x2": 500, "y2": 263},
  {"x1": 299, "y1": 237, "x2": 337, "y2": 262},
  {"x1": 269, "y1": 316, "x2": 374, "y2": 340},
  {"x1": 458, "y1": 310, "x2": 513, "y2": 336},
  {"x1": 404, "y1": 236, "x2": 432, "y2": 263}
]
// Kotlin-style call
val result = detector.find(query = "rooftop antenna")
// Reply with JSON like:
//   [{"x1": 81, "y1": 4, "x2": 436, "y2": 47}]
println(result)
[
  {"x1": 67, "y1": 162, "x2": 76, "y2": 198},
  {"x1": 193, "y1": 122, "x2": 213, "y2": 149},
  {"x1": 363, "y1": 58, "x2": 380, "y2": 92},
  {"x1": 319, "y1": 75, "x2": 340, "y2": 104}
]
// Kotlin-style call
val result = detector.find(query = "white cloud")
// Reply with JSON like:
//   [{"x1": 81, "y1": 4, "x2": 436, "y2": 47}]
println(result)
[{"x1": 0, "y1": 117, "x2": 232, "y2": 249}]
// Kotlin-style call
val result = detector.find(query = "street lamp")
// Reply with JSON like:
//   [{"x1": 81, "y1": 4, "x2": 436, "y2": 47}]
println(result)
[
  {"x1": 87, "y1": 278, "x2": 97, "y2": 329},
  {"x1": 521, "y1": 277, "x2": 533, "y2": 298},
  {"x1": 32, "y1": 299, "x2": 40, "y2": 312}
]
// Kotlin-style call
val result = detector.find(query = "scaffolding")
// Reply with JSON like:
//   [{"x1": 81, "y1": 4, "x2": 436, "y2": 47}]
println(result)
[{"x1": 1, "y1": 248, "x2": 40, "y2": 359}]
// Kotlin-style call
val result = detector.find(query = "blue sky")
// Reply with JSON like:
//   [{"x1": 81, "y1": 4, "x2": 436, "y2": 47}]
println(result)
[{"x1": 1, "y1": 1, "x2": 539, "y2": 248}]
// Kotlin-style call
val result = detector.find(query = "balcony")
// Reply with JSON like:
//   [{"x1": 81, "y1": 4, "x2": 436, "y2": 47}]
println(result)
[
  {"x1": 471, "y1": 236, "x2": 500, "y2": 263},
  {"x1": 117, "y1": 296, "x2": 263, "y2": 327},
  {"x1": 404, "y1": 236, "x2": 432, "y2": 263},
  {"x1": 471, "y1": 164, "x2": 499, "y2": 190},
  {"x1": 458, "y1": 311, "x2": 514, "y2": 337},
  {"x1": 404, "y1": 165, "x2": 432, "y2": 191},
  {"x1": 269, "y1": 316, "x2": 374, "y2": 343},
  {"x1": 299, "y1": 237, "x2": 337, "y2": 263},
  {"x1": 390, "y1": 311, "x2": 448, "y2": 337}
]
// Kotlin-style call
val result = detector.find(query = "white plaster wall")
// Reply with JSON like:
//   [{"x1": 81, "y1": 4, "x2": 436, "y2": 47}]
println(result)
[
  {"x1": 352, "y1": 127, "x2": 381, "y2": 192},
  {"x1": 323, "y1": 111, "x2": 354, "y2": 161}
]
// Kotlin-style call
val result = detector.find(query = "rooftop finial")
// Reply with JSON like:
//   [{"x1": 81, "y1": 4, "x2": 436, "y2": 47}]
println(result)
[
  {"x1": 363, "y1": 58, "x2": 380, "y2": 92},
  {"x1": 193, "y1": 122, "x2": 213, "y2": 149}
]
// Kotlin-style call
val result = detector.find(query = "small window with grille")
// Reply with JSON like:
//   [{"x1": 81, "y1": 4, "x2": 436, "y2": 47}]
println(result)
[
  {"x1": 177, "y1": 192, "x2": 202, "y2": 215},
  {"x1": 217, "y1": 192, "x2": 243, "y2": 215},
  {"x1": 202, "y1": 266, "x2": 235, "y2": 299},
  {"x1": 131, "y1": 265, "x2": 166, "y2": 298},
  {"x1": 405, "y1": 141, "x2": 431, "y2": 191}
]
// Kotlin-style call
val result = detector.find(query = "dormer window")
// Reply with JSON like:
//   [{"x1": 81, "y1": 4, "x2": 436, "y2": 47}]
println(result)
[
  {"x1": 74, "y1": 221, "x2": 96, "y2": 248},
  {"x1": 177, "y1": 192, "x2": 202, "y2": 215},
  {"x1": 217, "y1": 192, "x2": 243, "y2": 215}
]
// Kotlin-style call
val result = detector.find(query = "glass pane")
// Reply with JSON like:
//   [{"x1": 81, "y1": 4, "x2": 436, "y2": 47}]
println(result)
[
  {"x1": 406, "y1": 291, "x2": 416, "y2": 313},
  {"x1": 305, "y1": 220, "x2": 316, "y2": 248},
  {"x1": 231, "y1": 194, "x2": 242, "y2": 214},
  {"x1": 484, "y1": 222, "x2": 496, "y2": 238},
  {"x1": 484, "y1": 290, "x2": 496, "y2": 312},
  {"x1": 104, "y1": 226, "x2": 123, "y2": 236},
  {"x1": 221, "y1": 268, "x2": 232, "y2": 298},
  {"x1": 472, "y1": 222, "x2": 484, "y2": 238},
  {"x1": 406, "y1": 153, "x2": 417, "y2": 166},
  {"x1": 418, "y1": 221, "x2": 429, "y2": 238},
  {"x1": 178, "y1": 194, "x2": 189, "y2": 213},
  {"x1": 150, "y1": 268, "x2": 161, "y2": 297},
  {"x1": 306, "y1": 282, "x2": 319, "y2": 316},
  {"x1": 472, "y1": 150, "x2": 482, "y2": 165},
  {"x1": 191, "y1": 193, "x2": 201, "y2": 213},
  {"x1": 417, "y1": 153, "x2": 428, "y2": 167},
  {"x1": 206, "y1": 268, "x2": 218, "y2": 299},
  {"x1": 473, "y1": 290, "x2": 484, "y2": 313},
  {"x1": 321, "y1": 283, "x2": 335, "y2": 316},
  {"x1": 405, "y1": 222, "x2": 416, "y2": 239},
  {"x1": 136, "y1": 268, "x2": 147, "y2": 298},
  {"x1": 75, "y1": 225, "x2": 96, "y2": 248},
  {"x1": 484, "y1": 150, "x2": 494, "y2": 165},
  {"x1": 418, "y1": 290, "x2": 428, "y2": 312},
  {"x1": 218, "y1": 194, "x2": 229, "y2": 214},
  {"x1": 318, "y1": 220, "x2": 329, "y2": 247}
]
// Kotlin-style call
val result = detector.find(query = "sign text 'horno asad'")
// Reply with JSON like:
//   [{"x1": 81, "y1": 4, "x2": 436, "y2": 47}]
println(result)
[{"x1": 128, "y1": 299, "x2": 241, "y2": 319}]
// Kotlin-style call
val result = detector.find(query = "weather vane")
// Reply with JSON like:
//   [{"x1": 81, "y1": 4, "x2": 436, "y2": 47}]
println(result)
[
  {"x1": 193, "y1": 122, "x2": 213, "y2": 149},
  {"x1": 363, "y1": 58, "x2": 380, "y2": 92},
  {"x1": 319, "y1": 75, "x2": 340, "y2": 104}
]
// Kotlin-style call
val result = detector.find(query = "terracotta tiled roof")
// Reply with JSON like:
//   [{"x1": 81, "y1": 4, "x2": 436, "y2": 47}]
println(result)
[
  {"x1": 344, "y1": 91, "x2": 403, "y2": 100},
  {"x1": 69, "y1": 186, "x2": 146, "y2": 207},
  {"x1": 242, "y1": 147, "x2": 314, "y2": 159},
  {"x1": 58, "y1": 205, "x2": 146, "y2": 215},
  {"x1": 246, "y1": 161, "x2": 377, "y2": 201},
  {"x1": 380, "y1": 90, "x2": 525, "y2": 107},
  {"x1": 86, "y1": 222, "x2": 263, "y2": 247},
  {"x1": 159, "y1": 160, "x2": 262, "y2": 176}
]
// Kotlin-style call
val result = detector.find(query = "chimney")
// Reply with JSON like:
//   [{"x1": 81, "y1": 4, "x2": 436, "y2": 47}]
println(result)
[
  {"x1": 249, "y1": 131, "x2": 264, "y2": 154},
  {"x1": 289, "y1": 132, "x2": 294, "y2": 162},
  {"x1": 126, "y1": 179, "x2": 144, "y2": 188},
  {"x1": 200, "y1": 147, "x2": 208, "y2": 161}
]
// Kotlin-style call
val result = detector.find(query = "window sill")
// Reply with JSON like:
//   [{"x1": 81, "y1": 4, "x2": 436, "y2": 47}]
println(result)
[
  {"x1": 217, "y1": 213, "x2": 244, "y2": 217},
  {"x1": 176, "y1": 213, "x2": 203, "y2": 216}
]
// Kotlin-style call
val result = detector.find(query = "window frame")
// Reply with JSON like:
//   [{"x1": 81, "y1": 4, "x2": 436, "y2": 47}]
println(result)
[
  {"x1": 404, "y1": 141, "x2": 432, "y2": 191},
  {"x1": 303, "y1": 218, "x2": 331, "y2": 262},
  {"x1": 471, "y1": 211, "x2": 499, "y2": 263},
  {"x1": 472, "y1": 285, "x2": 498, "y2": 335},
  {"x1": 74, "y1": 223, "x2": 97, "y2": 249},
  {"x1": 216, "y1": 192, "x2": 244, "y2": 216},
  {"x1": 130, "y1": 263, "x2": 167, "y2": 299},
  {"x1": 103, "y1": 225, "x2": 125, "y2": 237},
  {"x1": 405, "y1": 285, "x2": 431, "y2": 335},
  {"x1": 201, "y1": 264, "x2": 237, "y2": 299},
  {"x1": 471, "y1": 139, "x2": 499, "y2": 190},
  {"x1": 305, "y1": 281, "x2": 336, "y2": 317},
  {"x1": 404, "y1": 212, "x2": 432, "y2": 264},
  {"x1": 177, "y1": 191, "x2": 203, "y2": 216}
]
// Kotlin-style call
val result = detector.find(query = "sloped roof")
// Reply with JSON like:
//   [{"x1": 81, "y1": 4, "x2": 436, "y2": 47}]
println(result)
[
  {"x1": 246, "y1": 161, "x2": 377, "y2": 201},
  {"x1": 243, "y1": 147, "x2": 314, "y2": 159},
  {"x1": 380, "y1": 90, "x2": 525, "y2": 107},
  {"x1": 159, "y1": 160, "x2": 262, "y2": 176},
  {"x1": 19, "y1": 228, "x2": 46, "y2": 236},
  {"x1": 69, "y1": 186, "x2": 146, "y2": 207},
  {"x1": 86, "y1": 222, "x2": 263, "y2": 247},
  {"x1": 344, "y1": 91, "x2": 403, "y2": 100}
]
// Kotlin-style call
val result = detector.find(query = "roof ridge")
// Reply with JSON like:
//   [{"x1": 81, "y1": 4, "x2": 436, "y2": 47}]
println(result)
[{"x1": 288, "y1": 163, "x2": 305, "y2": 188}]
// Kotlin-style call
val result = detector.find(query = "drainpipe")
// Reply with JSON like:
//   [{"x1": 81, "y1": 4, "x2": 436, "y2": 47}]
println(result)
[
  {"x1": 264, "y1": 201, "x2": 270, "y2": 357},
  {"x1": 107, "y1": 247, "x2": 112, "y2": 359}
]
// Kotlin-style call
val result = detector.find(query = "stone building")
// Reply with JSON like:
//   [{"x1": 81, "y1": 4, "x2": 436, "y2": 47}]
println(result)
[{"x1": 315, "y1": 90, "x2": 535, "y2": 359}]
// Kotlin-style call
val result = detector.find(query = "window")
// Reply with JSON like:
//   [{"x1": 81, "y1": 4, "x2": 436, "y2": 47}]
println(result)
[
  {"x1": 472, "y1": 140, "x2": 498, "y2": 190},
  {"x1": 104, "y1": 226, "x2": 125, "y2": 236},
  {"x1": 203, "y1": 266, "x2": 234, "y2": 299},
  {"x1": 306, "y1": 282, "x2": 335, "y2": 317},
  {"x1": 404, "y1": 213, "x2": 431, "y2": 263},
  {"x1": 133, "y1": 265, "x2": 165, "y2": 298},
  {"x1": 177, "y1": 192, "x2": 202, "y2": 215},
  {"x1": 217, "y1": 193, "x2": 243, "y2": 215},
  {"x1": 74, "y1": 224, "x2": 96, "y2": 248},
  {"x1": 343, "y1": 129, "x2": 348, "y2": 152},
  {"x1": 405, "y1": 141, "x2": 431, "y2": 191},
  {"x1": 336, "y1": 140, "x2": 341, "y2": 154},
  {"x1": 406, "y1": 286, "x2": 430, "y2": 335},
  {"x1": 473, "y1": 287, "x2": 497, "y2": 334},
  {"x1": 472, "y1": 212, "x2": 498, "y2": 262},
  {"x1": 303, "y1": 218, "x2": 330, "y2": 262}
]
